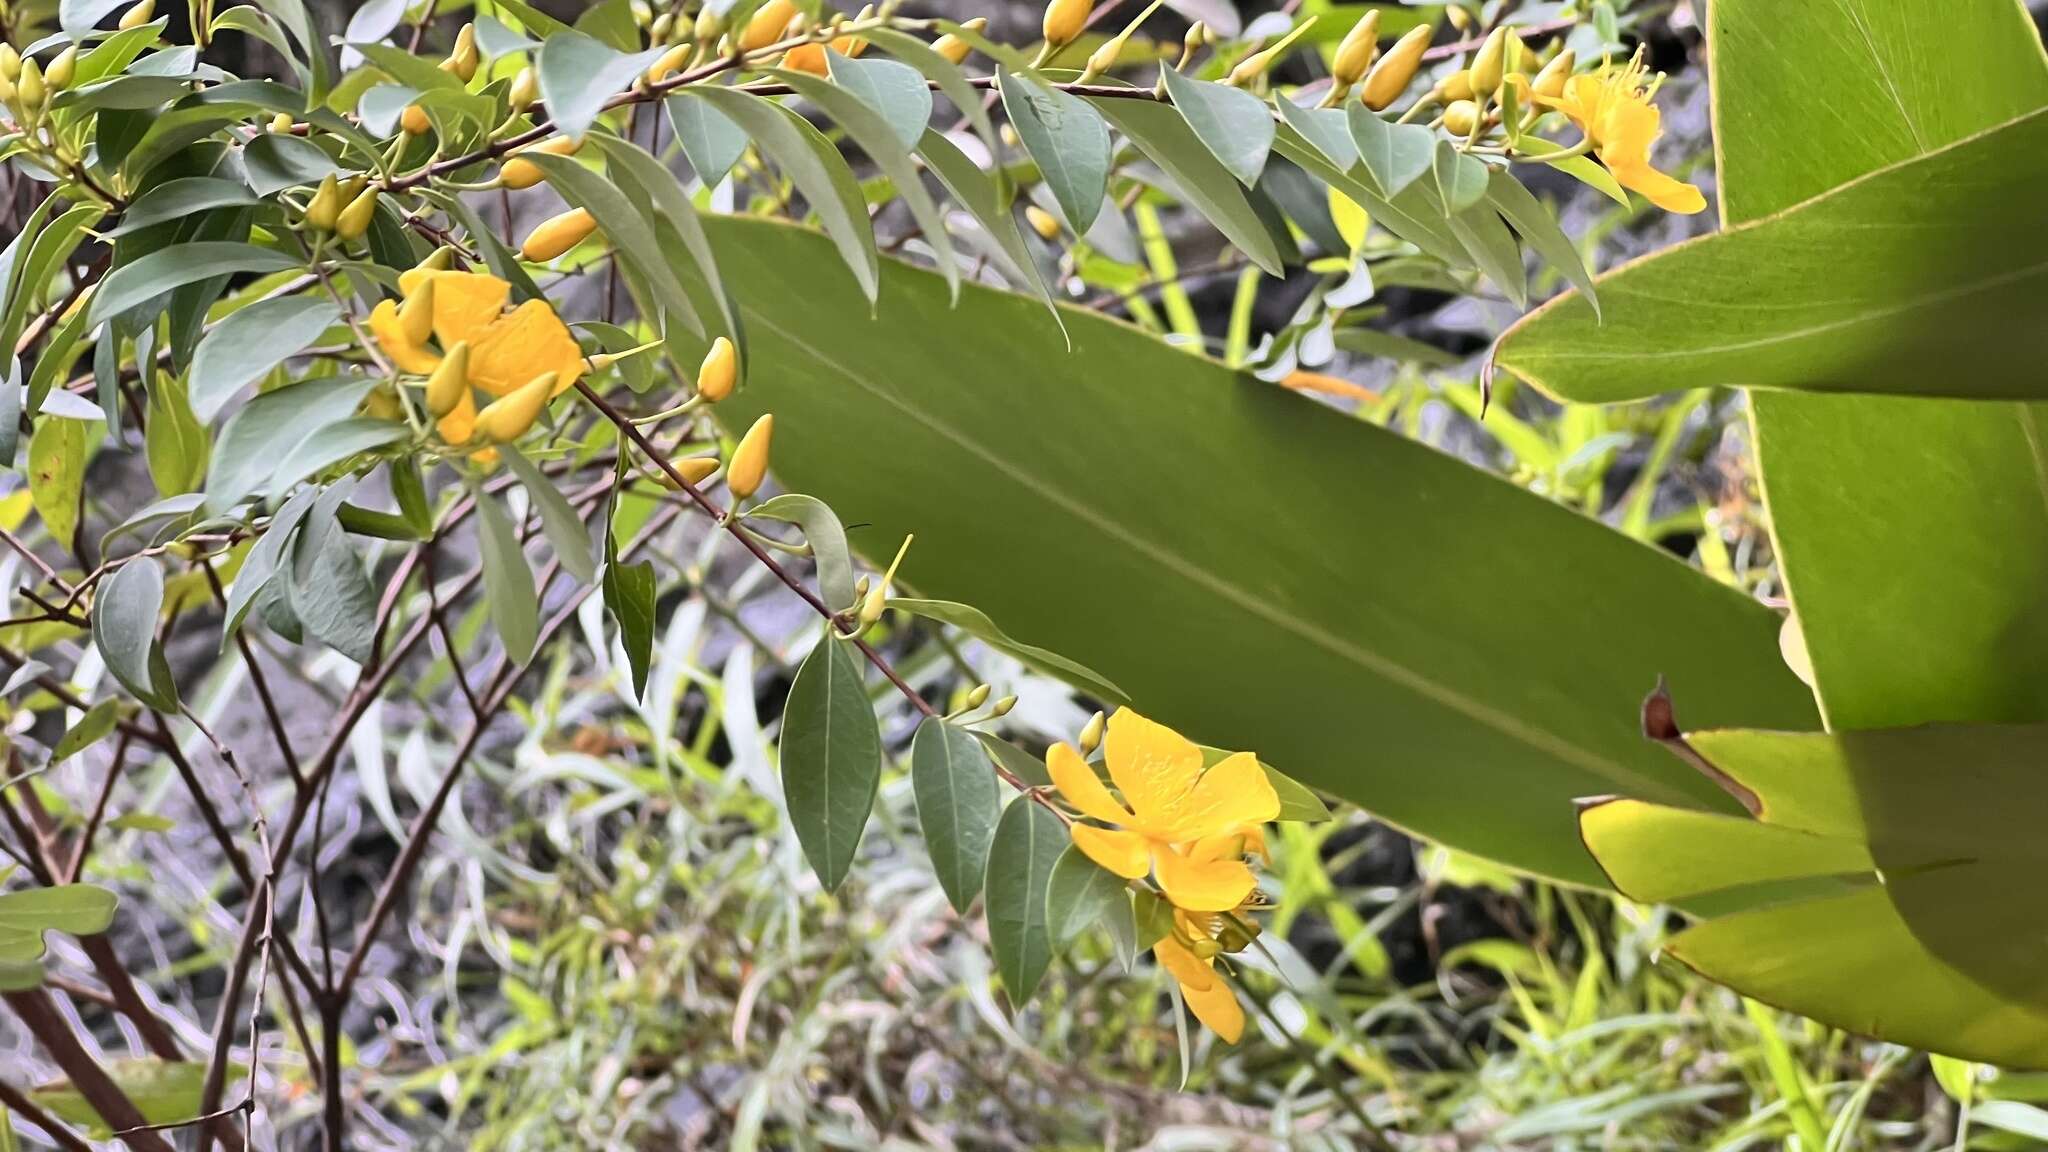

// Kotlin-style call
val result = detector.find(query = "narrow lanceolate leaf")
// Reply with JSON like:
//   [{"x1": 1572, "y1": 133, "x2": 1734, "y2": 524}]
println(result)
[
  {"x1": 1273, "y1": 98, "x2": 1356, "y2": 171},
  {"x1": 533, "y1": 31, "x2": 665, "y2": 140},
  {"x1": 93, "y1": 557, "x2": 179, "y2": 712},
  {"x1": 52, "y1": 699, "x2": 122, "y2": 763},
  {"x1": 1091, "y1": 97, "x2": 1288, "y2": 277},
  {"x1": 781, "y1": 636, "x2": 884, "y2": 891},
  {"x1": 288, "y1": 500, "x2": 380, "y2": 664},
  {"x1": 910, "y1": 717, "x2": 1001, "y2": 914},
  {"x1": 1046, "y1": 846, "x2": 1127, "y2": 950},
  {"x1": 604, "y1": 558, "x2": 656, "y2": 700},
  {"x1": 915, "y1": 130, "x2": 1060, "y2": 333},
  {"x1": 476, "y1": 490, "x2": 540, "y2": 666},
  {"x1": 504, "y1": 448, "x2": 597, "y2": 584},
  {"x1": 1348, "y1": 105, "x2": 1434, "y2": 198},
  {"x1": 998, "y1": 69, "x2": 1110, "y2": 235},
  {"x1": 825, "y1": 51, "x2": 933, "y2": 152},
  {"x1": 1484, "y1": 169, "x2": 1598, "y2": 318},
  {"x1": 665, "y1": 93, "x2": 750, "y2": 187},
  {"x1": 205, "y1": 376, "x2": 374, "y2": 512},
  {"x1": 985, "y1": 797, "x2": 1064, "y2": 1007},
  {"x1": 746, "y1": 493, "x2": 858, "y2": 612},
  {"x1": 1434, "y1": 142, "x2": 1491, "y2": 215},
  {"x1": 1159, "y1": 68, "x2": 1274, "y2": 187},
  {"x1": 89, "y1": 243, "x2": 299, "y2": 327},
  {"x1": 189, "y1": 296, "x2": 339, "y2": 423},
  {"x1": 888, "y1": 598, "x2": 1126, "y2": 705},
  {"x1": 223, "y1": 485, "x2": 317, "y2": 644}
]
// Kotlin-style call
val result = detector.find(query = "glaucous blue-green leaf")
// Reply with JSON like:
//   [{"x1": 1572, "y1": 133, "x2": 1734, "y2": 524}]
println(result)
[
  {"x1": 861, "y1": 27, "x2": 995, "y2": 148},
  {"x1": 782, "y1": 636, "x2": 884, "y2": 891},
  {"x1": 1158, "y1": 67, "x2": 1275, "y2": 187},
  {"x1": 477, "y1": 489, "x2": 539, "y2": 666},
  {"x1": 1485, "y1": 169, "x2": 1598, "y2": 318},
  {"x1": 1091, "y1": 96, "x2": 1288, "y2": 278},
  {"x1": 911, "y1": 716, "x2": 1001, "y2": 913},
  {"x1": 665, "y1": 93, "x2": 750, "y2": 186},
  {"x1": 1445, "y1": 199, "x2": 1526, "y2": 309},
  {"x1": 1348, "y1": 104, "x2": 1434, "y2": 198},
  {"x1": 590, "y1": 134, "x2": 740, "y2": 349},
  {"x1": 90, "y1": 243, "x2": 299, "y2": 328},
  {"x1": 1045, "y1": 845, "x2": 1127, "y2": 950},
  {"x1": 289, "y1": 491, "x2": 380, "y2": 664},
  {"x1": 985, "y1": 797, "x2": 1064, "y2": 1006},
  {"x1": 143, "y1": 373, "x2": 208, "y2": 496},
  {"x1": 687, "y1": 216, "x2": 1817, "y2": 886},
  {"x1": 265, "y1": 418, "x2": 406, "y2": 501},
  {"x1": 536, "y1": 30, "x2": 665, "y2": 141},
  {"x1": 1581, "y1": 719, "x2": 2048, "y2": 1067},
  {"x1": 746, "y1": 493, "x2": 857, "y2": 612},
  {"x1": 205, "y1": 376, "x2": 374, "y2": 513},
  {"x1": 223, "y1": 485, "x2": 317, "y2": 644},
  {"x1": 1433, "y1": 141, "x2": 1490, "y2": 214},
  {"x1": 93, "y1": 556, "x2": 179, "y2": 711},
  {"x1": 189, "y1": 296, "x2": 340, "y2": 423},
  {"x1": 526, "y1": 151, "x2": 702, "y2": 339},
  {"x1": 998, "y1": 69, "x2": 1110, "y2": 236},
  {"x1": 240, "y1": 132, "x2": 341, "y2": 196},
  {"x1": 825, "y1": 50, "x2": 932, "y2": 152},
  {"x1": 504, "y1": 448, "x2": 597, "y2": 585},
  {"x1": 914, "y1": 129, "x2": 1059, "y2": 329},
  {"x1": 1273, "y1": 98, "x2": 1355, "y2": 171}
]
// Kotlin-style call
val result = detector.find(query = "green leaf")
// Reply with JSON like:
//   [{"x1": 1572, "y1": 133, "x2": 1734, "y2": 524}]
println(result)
[
  {"x1": 1158, "y1": 67, "x2": 1275, "y2": 187},
  {"x1": 205, "y1": 376, "x2": 374, "y2": 513},
  {"x1": 781, "y1": 636, "x2": 884, "y2": 891},
  {"x1": 144, "y1": 373, "x2": 209, "y2": 496},
  {"x1": 915, "y1": 129, "x2": 1060, "y2": 330},
  {"x1": 825, "y1": 51, "x2": 933, "y2": 152},
  {"x1": 746, "y1": 493, "x2": 858, "y2": 612},
  {"x1": 973, "y1": 731, "x2": 1052, "y2": 788},
  {"x1": 477, "y1": 489, "x2": 540, "y2": 666},
  {"x1": 697, "y1": 216, "x2": 1817, "y2": 885},
  {"x1": 888, "y1": 598, "x2": 1127, "y2": 705},
  {"x1": 1272, "y1": 123, "x2": 1469, "y2": 267},
  {"x1": 1348, "y1": 105, "x2": 1433, "y2": 198},
  {"x1": 525, "y1": 150, "x2": 703, "y2": 337},
  {"x1": 1498, "y1": 108, "x2": 2048, "y2": 403},
  {"x1": 89, "y1": 242, "x2": 299, "y2": 327},
  {"x1": 535, "y1": 29, "x2": 664, "y2": 141},
  {"x1": 1484, "y1": 169, "x2": 1598, "y2": 318},
  {"x1": 504, "y1": 448, "x2": 597, "y2": 585},
  {"x1": 1444, "y1": 199, "x2": 1526, "y2": 309},
  {"x1": 861, "y1": 26, "x2": 996, "y2": 148},
  {"x1": 1, "y1": 206, "x2": 102, "y2": 356},
  {"x1": 1273, "y1": 97, "x2": 1355, "y2": 171},
  {"x1": 52, "y1": 698, "x2": 122, "y2": 762},
  {"x1": 665, "y1": 93, "x2": 750, "y2": 186},
  {"x1": 984, "y1": 796, "x2": 1063, "y2": 1006},
  {"x1": 223, "y1": 485, "x2": 317, "y2": 645},
  {"x1": 588, "y1": 134, "x2": 740, "y2": 349},
  {"x1": 107, "y1": 813, "x2": 175, "y2": 833},
  {"x1": 1433, "y1": 141, "x2": 1490, "y2": 214},
  {"x1": 910, "y1": 716, "x2": 1001, "y2": 914},
  {"x1": 1045, "y1": 845, "x2": 1126, "y2": 950},
  {"x1": 102, "y1": 177, "x2": 258, "y2": 239},
  {"x1": 92, "y1": 557, "x2": 179, "y2": 712},
  {"x1": 1263, "y1": 762, "x2": 1331, "y2": 823},
  {"x1": 677, "y1": 87, "x2": 879, "y2": 305},
  {"x1": 998, "y1": 69, "x2": 1110, "y2": 236},
  {"x1": 603, "y1": 557, "x2": 656, "y2": 699},
  {"x1": 1133, "y1": 887, "x2": 1174, "y2": 950},
  {"x1": 1091, "y1": 97, "x2": 1287, "y2": 278},
  {"x1": 32, "y1": 1058, "x2": 234, "y2": 1130},
  {"x1": 189, "y1": 296, "x2": 340, "y2": 423},
  {"x1": 772, "y1": 62, "x2": 960, "y2": 301},
  {"x1": 288, "y1": 494, "x2": 380, "y2": 663},
  {"x1": 239, "y1": 132, "x2": 341, "y2": 196},
  {"x1": 1513, "y1": 135, "x2": 1629, "y2": 206},
  {"x1": 0, "y1": 885, "x2": 118, "y2": 935},
  {"x1": 27, "y1": 414, "x2": 86, "y2": 549}
]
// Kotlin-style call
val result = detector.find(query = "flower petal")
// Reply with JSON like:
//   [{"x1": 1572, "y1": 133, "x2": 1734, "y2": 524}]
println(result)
[
  {"x1": 1048, "y1": 741, "x2": 1137, "y2": 825},
  {"x1": 1156, "y1": 752, "x2": 1279, "y2": 843},
  {"x1": 436, "y1": 389, "x2": 476, "y2": 444},
  {"x1": 1071, "y1": 824, "x2": 1150, "y2": 879},
  {"x1": 1154, "y1": 847, "x2": 1257, "y2": 912},
  {"x1": 468, "y1": 299, "x2": 587, "y2": 396},
  {"x1": 1610, "y1": 160, "x2": 1707, "y2": 214},
  {"x1": 1154, "y1": 938, "x2": 1216, "y2": 993},
  {"x1": 399, "y1": 269, "x2": 510, "y2": 348},
  {"x1": 1103, "y1": 709, "x2": 1202, "y2": 827},
  {"x1": 1180, "y1": 967, "x2": 1245, "y2": 1042},
  {"x1": 368, "y1": 300, "x2": 443, "y2": 375}
]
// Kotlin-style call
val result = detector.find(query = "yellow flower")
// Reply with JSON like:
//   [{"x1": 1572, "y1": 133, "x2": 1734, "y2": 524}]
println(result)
[
  {"x1": 1155, "y1": 906, "x2": 1248, "y2": 1042},
  {"x1": 1526, "y1": 49, "x2": 1705, "y2": 215},
  {"x1": 368, "y1": 269, "x2": 586, "y2": 400},
  {"x1": 1047, "y1": 709, "x2": 1278, "y2": 912}
]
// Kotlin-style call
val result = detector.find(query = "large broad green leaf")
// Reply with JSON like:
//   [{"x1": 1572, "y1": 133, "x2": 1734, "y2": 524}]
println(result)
[
  {"x1": 1494, "y1": 107, "x2": 2048, "y2": 403},
  {"x1": 687, "y1": 216, "x2": 1817, "y2": 886},
  {"x1": 1581, "y1": 719, "x2": 2048, "y2": 1067}
]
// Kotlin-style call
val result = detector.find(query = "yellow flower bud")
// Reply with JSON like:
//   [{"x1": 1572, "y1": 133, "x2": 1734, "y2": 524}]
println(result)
[
  {"x1": 965, "y1": 683, "x2": 991, "y2": 709},
  {"x1": 1442, "y1": 98, "x2": 1480, "y2": 137},
  {"x1": 1084, "y1": 34, "x2": 1124, "y2": 79},
  {"x1": 364, "y1": 384, "x2": 403, "y2": 422},
  {"x1": 508, "y1": 66, "x2": 539, "y2": 111},
  {"x1": 669, "y1": 455, "x2": 720, "y2": 487},
  {"x1": 1532, "y1": 49, "x2": 1574, "y2": 99},
  {"x1": 0, "y1": 46, "x2": 19, "y2": 83},
  {"x1": 932, "y1": 18, "x2": 984, "y2": 65},
  {"x1": 474, "y1": 371, "x2": 558, "y2": 443},
  {"x1": 1359, "y1": 23, "x2": 1431, "y2": 111},
  {"x1": 0, "y1": 77, "x2": 15, "y2": 106},
  {"x1": 990, "y1": 694, "x2": 1016, "y2": 717},
  {"x1": 726, "y1": 413, "x2": 773, "y2": 500},
  {"x1": 441, "y1": 23, "x2": 479, "y2": 81},
  {"x1": 695, "y1": 5, "x2": 727, "y2": 44},
  {"x1": 858, "y1": 580, "x2": 887, "y2": 626},
  {"x1": 304, "y1": 173, "x2": 342, "y2": 231},
  {"x1": 17, "y1": 59, "x2": 44, "y2": 111},
  {"x1": 1179, "y1": 21, "x2": 1205, "y2": 65},
  {"x1": 1470, "y1": 25, "x2": 1508, "y2": 95},
  {"x1": 652, "y1": 12, "x2": 675, "y2": 42},
  {"x1": 831, "y1": 5, "x2": 872, "y2": 57},
  {"x1": 631, "y1": 0, "x2": 653, "y2": 26},
  {"x1": 45, "y1": 46, "x2": 76, "y2": 90},
  {"x1": 1224, "y1": 19, "x2": 1316, "y2": 88},
  {"x1": 399, "y1": 278, "x2": 436, "y2": 346},
  {"x1": 1440, "y1": 68, "x2": 1473, "y2": 102},
  {"x1": 1331, "y1": 9, "x2": 1379, "y2": 88},
  {"x1": 339, "y1": 175, "x2": 367, "y2": 200},
  {"x1": 646, "y1": 42, "x2": 691, "y2": 85},
  {"x1": 400, "y1": 103, "x2": 431, "y2": 135},
  {"x1": 697, "y1": 336, "x2": 736, "y2": 402},
  {"x1": 780, "y1": 42, "x2": 827, "y2": 74},
  {"x1": 520, "y1": 207, "x2": 598, "y2": 262},
  {"x1": 1445, "y1": 4, "x2": 1471, "y2": 31},
  {"x1": 335, "y1": 185, "x2": 380, "y2": 240},
  {"x1": 1079, "y1": 710, "x2": 1105, "y2": 753},
  {"x1": 1025, "y1": 205, "x2": 1060, "y2": 241},
  {"x1": 739, "y1": 0, "x2": 798, "y2": 53},
  {"x1": 1041, "y1": 0, "x2": 1089, "y2": 49},
  {"x1": 417, "y1": 245, "x2": 456, "y2": 271},
  {"x1": 426, "y1": 343, "x2": 470, "y2": 417},
  {"x1": 269, "y1": 112, "x2": 295, "y2": 133},
  {"x1": 499, "y1": 134, "x2": 581, "y2": 190},
  {"x1": 118, "y1": 0, "x2": 156, "y2": 30}
]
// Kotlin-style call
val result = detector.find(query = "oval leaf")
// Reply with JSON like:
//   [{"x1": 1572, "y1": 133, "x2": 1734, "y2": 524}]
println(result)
[
  {"x1": 985, "y1": 797, "x2": 1064, "y2": 1007},
  {"x1": 782, "y1": 636, "x2": 884, "y2": 891},
  {"x1": 911, "y1": 716, "x2": 1001, "y2": 914}
]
